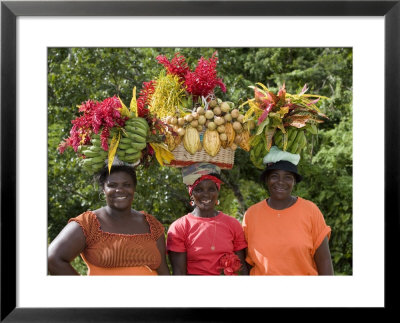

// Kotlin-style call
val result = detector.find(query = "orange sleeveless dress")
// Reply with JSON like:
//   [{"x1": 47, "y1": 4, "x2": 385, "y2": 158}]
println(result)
[{"x1": 69, "y1": 211, "x2": 164, "y2": 275}]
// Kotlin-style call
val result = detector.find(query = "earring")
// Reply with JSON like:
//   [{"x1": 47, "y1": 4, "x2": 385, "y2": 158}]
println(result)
[
  {"x1": 190, "y1": 200, "x2": 195, "y2": 207},
  {"x1": 216, "y1": 200, "x2": 220, "y2": 206}
]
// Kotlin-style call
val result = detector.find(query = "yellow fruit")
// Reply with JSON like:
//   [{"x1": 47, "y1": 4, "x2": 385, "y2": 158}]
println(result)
[
  {"x1": 203, "y1": 129, "x2": 221, "y2": 157},
  {"x1": 205, "y1": 110, "x2": 214, "y2": 119},
  {"x1": 231, "y1": 109, "x2": 240, "y2": 119},
  {"x1": 222, "y1": 122, "x2": 235, "y2": 149},
  {"x1": 235, "y1": 130, "x2": 251, "y2": 151},
  {"x1": 196, "y1": 106, "x2": 205, "y2": 115},
  {"x1": 220, "y1": 102, "x2": 230, "y2": 113},
  {"x1": 183, "y1": 126, "x2": 201, "y2": 155},
  {"x1": 207, "y1": 121, "x2": 217, "y2": 130},
  {"x1": 232, "y1": 121, "x2": 242, "y2": 132},
  {"x1": 198, "y1": 115, "x2": 207, "y2": 125},
  {"x1": 213, "y1": 106, "x2": 222, "y2": 116},
  {"x1": 165, "y1": 132, "x2": 179, "y2": 151},
  {"x1": 208, "y1": 99, "x2": 217, "y2": 108}
]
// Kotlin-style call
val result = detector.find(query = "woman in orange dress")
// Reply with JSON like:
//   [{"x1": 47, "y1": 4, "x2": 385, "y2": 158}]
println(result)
[
  {"x1": 48, "y1": 164, "x2": 170, "y2": 275},
  {"x1": 243, "y1": 153, "x2": 334, "y2": 276}
]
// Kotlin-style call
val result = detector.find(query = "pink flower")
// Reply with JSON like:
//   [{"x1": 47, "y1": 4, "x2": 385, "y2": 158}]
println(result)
[{"x1": 217, "y1": 253, "x2": 242, "y2": 275}]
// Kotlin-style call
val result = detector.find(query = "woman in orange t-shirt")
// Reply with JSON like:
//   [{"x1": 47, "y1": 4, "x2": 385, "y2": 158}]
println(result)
[
  {"x1": 243, "y1": 159, "x2": 334, "y2": 275},
  {"x1": 48, "y1": 165, "x2": 170, "y2": 275}
]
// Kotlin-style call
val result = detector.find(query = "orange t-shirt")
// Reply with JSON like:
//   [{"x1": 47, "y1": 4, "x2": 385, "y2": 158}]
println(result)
[
  {"x1": 242, "y1": 197, "x2": 331, "y2": 275},
  {"x1": 69, "y1": 211, "x2": 164, "y2": 275}
]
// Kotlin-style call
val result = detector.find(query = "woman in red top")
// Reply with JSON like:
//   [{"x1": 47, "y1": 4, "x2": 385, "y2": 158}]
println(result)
[
  {"x1": 167, "y1": 163, "x2": 248, "y2": 275},
  {"x1": 48, "y1": 165, "x2": 170, "y2": 275}
]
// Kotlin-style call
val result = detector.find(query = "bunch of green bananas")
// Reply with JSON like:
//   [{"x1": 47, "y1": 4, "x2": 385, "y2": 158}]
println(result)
[
  {"x1": 117, "y1": 117, "x2": 149, "y2": 164},
  {"x1": 249, "y1": 134, "x2": 268, "y2": 170},
  {"x1": 80, "y1": 133, "x2": 108, "y2": 172},
  {"x1": 274, "y1": 127, "x2": 307, "y2": 154}
]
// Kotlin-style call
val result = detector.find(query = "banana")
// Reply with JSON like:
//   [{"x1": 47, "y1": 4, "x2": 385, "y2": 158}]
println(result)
[
  {"x1": 286, "y1": 129, "x2": 298, "y2": 152},
  {"x1": 117, "y1": 149, "x2": 126, "y2": 157},
  {"x1": 297, "y1": 132, "x2": 307, "y2": 154},
  {"x1": 274, "y1": 130, "x2": 283, "y2": 147},
  {"x1": 126, "y1": 133, "x2": 147, "y2": 143},
  {"x1": 250, "y1": 148, "x2": 264, "y2": 170},
  {"x1": 290, "y1": 131, "x2": 304, "y2": 154},
  {"x1": 91, "y1": 155, "x2": 105, "y2": 164},
  {"x1": 126, "y1": 116, "x2": 148, "y2": 126},
  {"x1": 91, "y1": 138, "x2": 102, "y2": 146},
  {"x1": 300, "y1": 131, "x2": 307, "y2": 149},
  {"x1": 118, "y1": 142, "x2": 132, "y2": 150},
  {"x1": 289, "y1": 142, "x2": 299, "y2": 154},
  {"x1": 250, "y1": 134, "x2": 262, "y2": 148},
  {"x1": 125, "y1": 125, "x2": 148, "y2": 137},
  {"x1": 253, "y1": 141, "x2": 264, "y2": 158},
  {"x1": 288, "y1": 128, "x2": 297, "y2": 142},
  {"x1": 130, "y1": 141, "x2": 147, "y2": 150},
  {"x1": 81, "y1": 158, "x2": 94, "y2": 167},
  {"x1": 296, "y1": 144, "x2": 303, "y2": 155},
  {"x1": 120, "y1": 137, "x2": 134, "y2": 144},
  {"x1": 125, "y1": 148, "x2": 140, "y2": 155},
  {"x1": 82, "y1": 149, "x2": 100, "y2": 157},
  {"x1": 117, "y1": 149, "x2": 126, "y2": 158},
  {"x1": 126, "y1": 117, "x2": 149, "y2": 131},
  {"x1": 121, "y1": 152, "x2": 142, "y2": 163},
  {"x1": 92, "y1": 162, "x2": 104, "y2": 172}
]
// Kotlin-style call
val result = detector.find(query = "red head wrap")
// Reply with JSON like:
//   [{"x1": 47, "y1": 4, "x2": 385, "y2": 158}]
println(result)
[{"x1": 188, "y1": 175, "x2": 223, "y2": 196}]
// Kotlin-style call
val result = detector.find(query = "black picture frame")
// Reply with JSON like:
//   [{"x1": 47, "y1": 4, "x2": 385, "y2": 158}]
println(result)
[{"x1": 1, "y1": 0, "x2": 399, "y2": 321}]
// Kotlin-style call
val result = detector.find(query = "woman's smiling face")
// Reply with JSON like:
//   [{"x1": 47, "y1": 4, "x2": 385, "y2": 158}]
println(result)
[
  {"x1": 191, "y1": 179, "x2": 219, "y2": 211},
  {"x1": 103, "y1": 171, "x2": 135, "y2": 210},
  {"x1": 266, "y1": 169, "x2": 295, "y2": 200}
]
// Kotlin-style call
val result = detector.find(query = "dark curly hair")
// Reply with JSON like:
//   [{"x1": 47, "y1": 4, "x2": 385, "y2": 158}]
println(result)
[{"x1": 95, "y1": 165, "x2": 137, "y2": 190}]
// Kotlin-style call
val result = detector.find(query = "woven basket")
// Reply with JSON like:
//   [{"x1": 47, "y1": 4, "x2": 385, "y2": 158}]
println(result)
[{"x1": 168, "y1": 142, "x2": 235, "y2": 169}]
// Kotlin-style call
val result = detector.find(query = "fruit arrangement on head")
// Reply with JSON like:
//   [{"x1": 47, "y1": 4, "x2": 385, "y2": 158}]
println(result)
[
  {"x1": 58, "y1": 94, "x2": 154, "y2": 174},
  {"x1": 58, "y1": 52, "x2": 328, "y2": 175},
  {"x1": 239, "y1": 82, "x2": 329, "y2": 170},
  {"x1": 58, "y1": 51, "x2": 253, "y2": 174}
]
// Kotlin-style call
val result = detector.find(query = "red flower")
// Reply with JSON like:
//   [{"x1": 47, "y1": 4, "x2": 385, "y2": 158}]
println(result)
[
  {"x1": 156, "y1": 51, "x2": 226, "y2": 100},
  {"x1": 59, "y1": 95, "x2": 127, "y2": 153},
  {"x1": 217, "y1": 253, "x2": 242, "y2": 275},
  {"x1": 156, "y1": 53, "x2": 189, "y2": 81},
  {"x1": 137, "y1": 80, "x2": 156, "y2": 117},
  {"x1": 184, "y1": 52, "x2": 226, "y2": 98}
]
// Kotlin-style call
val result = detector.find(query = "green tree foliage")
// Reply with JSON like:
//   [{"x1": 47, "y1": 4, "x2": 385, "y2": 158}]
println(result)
[{"x1": 48, "y1": 48, "x2": 352, "y2": 275}]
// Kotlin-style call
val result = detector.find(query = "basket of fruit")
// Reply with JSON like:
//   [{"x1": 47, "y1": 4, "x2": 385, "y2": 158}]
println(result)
[
  {"x1": 162, "y1": 99, "x2": 254, "y2": 169},
  {"x1": 143, "y1": 52, "x2": 253, "y2": 169}
]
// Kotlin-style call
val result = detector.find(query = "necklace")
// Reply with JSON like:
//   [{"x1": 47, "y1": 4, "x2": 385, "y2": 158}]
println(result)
[
  {"x1": 267, "y1": 196, "x2": 297, "y2": 217},
  {"x1": 210, "y1": 220, "x2": 217, "y2": 250}
]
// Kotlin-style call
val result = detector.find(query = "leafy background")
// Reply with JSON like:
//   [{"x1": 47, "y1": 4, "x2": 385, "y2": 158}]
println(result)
[{"x1": 48, "y1": 48, "x2": 352, "y2": 275}]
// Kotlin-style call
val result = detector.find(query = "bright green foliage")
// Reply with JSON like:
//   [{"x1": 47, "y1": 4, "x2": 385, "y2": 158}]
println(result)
[{"x1": 48, "y1": 47, "x2": 352, "y2": 275}]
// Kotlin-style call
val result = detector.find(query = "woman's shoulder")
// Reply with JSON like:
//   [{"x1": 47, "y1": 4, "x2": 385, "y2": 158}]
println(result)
[
  {"x1": 140, "y1": 212, "x2": 165, "y2": 236},
  {"x1": 297, "y1": 197, "x2": 320, "y2": 210},
  {"x1": 218, "y1": 212, "x2": 241, "y2": 225},
  {"x1": 245, "y1": 199, "x2": 267, "y2": 214},
  {"x1": 68, "y1": 210, "x2": 97, "y2": 225},
  {"x1": 168, "y1": 214, "x2": 191, "y2": 230},
  {"x1": 67, "y1": 210, "x2": 100, "y2": 244},
  {"x1": 296, "y1": 197, "x2": 324, "y2": 218}
]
